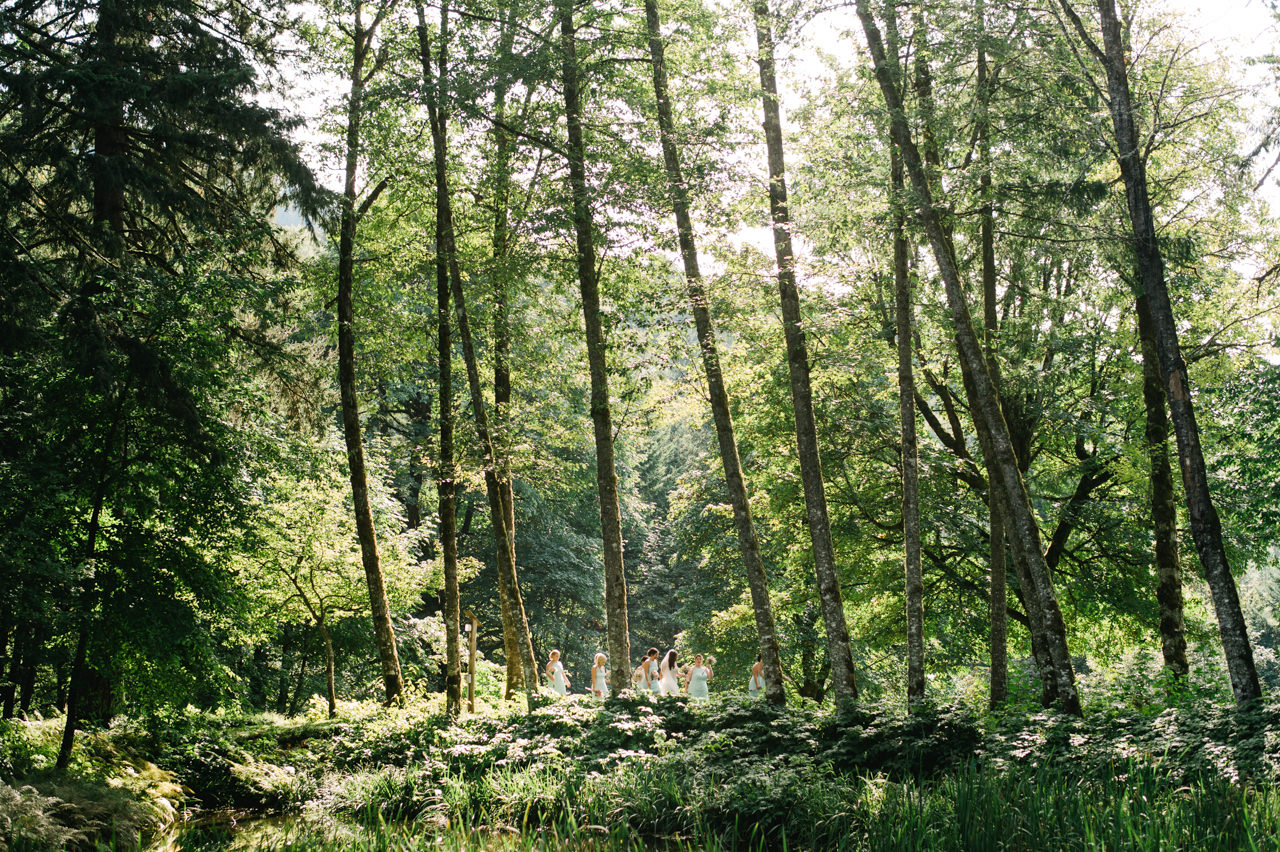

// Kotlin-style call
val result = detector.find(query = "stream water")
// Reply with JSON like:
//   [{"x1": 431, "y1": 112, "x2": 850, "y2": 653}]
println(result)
[
  {"x1": 147, "y1": 813, "x2": 650, "y2": 851},
  {"x1": 148, "y1": 815, "x2": 313, "y2": 851}
]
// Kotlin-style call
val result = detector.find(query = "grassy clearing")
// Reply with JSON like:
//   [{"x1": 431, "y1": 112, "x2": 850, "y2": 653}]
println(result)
[{"x1": 3, "y1": 691, "x2": 1280, "y2": 849}]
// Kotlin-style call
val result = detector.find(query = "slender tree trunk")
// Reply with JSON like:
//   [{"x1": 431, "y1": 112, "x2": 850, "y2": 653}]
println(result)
[
  {"x1": 558, "y1": 0, "x2": 632, "y2": 695},
  {"x1": 18, "y1": 626, "x2": 38, "y2": 716},
  {"x1": 336, "y1": 3, "x2": 404, "y2": 706},
  {"x1": 975, "y1": 8, "x2": 1007, "y2": 708},
  {"x1": 487, "y1": 1, "x2": 526, "y2": 699},
  {"x1": 890, "y1": 150, "x2": 925, "y2": 704},
  {"x1": 57, "y1": 629, "x2": 89, "y2": 769},
  {"x1": 319, "y1": 620, "x2": 337, "y2": 719},
  {"x1": 58, "y1": 422, "x2": 117, "y2": 769},
  {"x1": 752, "y1": 0, "x2": 858, "y2": 703},
  {"x1": 1, "y1": 624, "x2": 15, "y2": 719},
  {"x1": 417, "y1": 2, "x2": 539, "y2": 707},
  {"x1": 855, "y1": 0, "x2": 1081, "y2": 714},
  {"x1": 289, "y1": 649, "x2": 310, "y2": 716},
  {"x1": 59, "y1": 0, "x2": 129, "y2": 767},
  {"x1": 276, "y1": 627, "x2": 294, "y2": 715},
  {"x1": 1138, "y1": 298, "x2": 1190, "y2": 677},
  {"x1": 1058, "y1": 0, "x2": 1259, "y2": 705},
  {"x1": 419, "y1": 0, "x2": 463, "y2": 721},
  {"x1": 988, "y1": 499, "x2": 1009, "y2": 706},
  {"x1": 55, "y1": 662, "x2": 68, "y2": 714},
  {"x1": 643, "y1": 0, "x2": 785, "y2": 704}
]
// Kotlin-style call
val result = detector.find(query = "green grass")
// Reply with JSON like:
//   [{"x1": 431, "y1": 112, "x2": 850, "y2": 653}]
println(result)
[
  {"x1": 6, "y1": 692, "x2": 1280, "y2": 850},
  {"x1": 150, "y1": 763, "x2": 1280, "y2": 851}
]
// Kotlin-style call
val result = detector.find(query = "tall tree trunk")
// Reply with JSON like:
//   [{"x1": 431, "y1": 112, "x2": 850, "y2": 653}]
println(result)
[
  {"x1": 276, "y1": 627, "x2": 294, "y2": 715},
  {"x1": 418, "y1": 0, "x2": 464, "y2": 722},
  {"x1": 975, "y1": 5, "x2": 1007, "y2": 708},
  {"x1": 891, "y1": 150, "x2": 925, "y2": 704},
  {"x1": 489, "y1": 3, "x2": 534, "y2": 699},
  {"x1": 1058, "y1": 0, "x2": 1259, "y2": 706},
  {"x1": 18, "y1": 625, "x2": 38, "y2": 716},
  {"x1": 643, "y1": 0, "x2": 785, "y2": 704},
  {"x1": 336, "y1": 2, "x2": 404, "y2": 706},
  {"x1": 855, "y1": 0, "x2": 1081, "y2": 714},
  {"x1": 288, "y1": 648, "x2": 310, "y2": 717},
  {"x1": 558, "y1": 0, "x2": 631, "y2": 695},
  {"x1": 752, "y1": 0, "x2": 858, "y2": 703},
  {"x1": 319, "y1": 619, "x2": 337, "y2": 719},
  {"x1": 58, "y1": 404, "x2": 119, "y2": 768},
  {"x1": 1136, "y1": 295, "x2": 1189, "y2": 678},
  {"x1": 417, "y1": 2, "x2": 539, "y2": 707},
  {"x1": 1, "y1": 624, "x2": 15, "y2": 719},
  {"x1": 59, "y1": 0, "x2": 129, "y2": 768},
  {"x1": 57, "y1": 629, "x2": 89, "y2": 769}
]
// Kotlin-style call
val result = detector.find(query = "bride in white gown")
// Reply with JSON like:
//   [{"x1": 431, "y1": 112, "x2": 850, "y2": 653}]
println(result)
[{"x1": 657, "y1": 649, "x2": 680, "y2": 695}]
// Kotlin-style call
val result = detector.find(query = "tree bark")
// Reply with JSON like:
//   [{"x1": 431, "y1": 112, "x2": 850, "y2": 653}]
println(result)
[
  {"x1": 1138, "y1": 297, "x2": 1189, "y2": 678},
  {"x1": 417, "y1": 2, "x2": 539, "y2": 707},
  {"x1": 1, "y1": 624, "x2": 16, "y2": 719},
  {"x1": 891, "y1": 149, "x2": 924, "y2": 705},
  {"x1": 57, "y1": 629, "x2": 89, "y2": 769},
  {"x1": 17, "y1": 625, "x2": 38, "y2": 716},
  {"x1": 1059, "y1": 0, "x2": 1258, "y2": 705},
  {"x1": 854, "y1": 0, "x2": 1081, "y2": 714},
  {"x1": 288, "y1": 648, "x2": 310, "y2": 717},
  {"x1": 976, "y1": 0, "x2": 1007, "y2": 710},
  {"x1": 417, "y1": 0, "x2": 463, "y2": 720},
  {"x1": 320, "y1": 620, "x2": 337, "y2": 719},
  {"x1": 558, "y1": 0, "x2": 632, "y2": 696},
  {"x1": 752, "y1": 0, "x2": 858, "y2": 703},
  {"x1": 488, "y1": 0, "x2": 526, "y2": 700},
  {"x1": 643, "y1": 0, "x2": 785, "y2": 704},
  {"x1": 275, "y1": 626, "x2": 294, "y2": 715},
  {"x1": 336, "y1": 1, "x2": 404, "y2": 707}
]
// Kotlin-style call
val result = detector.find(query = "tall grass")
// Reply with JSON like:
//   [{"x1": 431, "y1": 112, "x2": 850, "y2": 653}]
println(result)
[{"x1": 158, "y1": 762, "x2": 1280, "y2": 851}]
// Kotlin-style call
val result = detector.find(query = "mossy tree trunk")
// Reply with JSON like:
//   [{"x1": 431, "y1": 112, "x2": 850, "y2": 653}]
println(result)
[
  {"x1": 752, "y1": 0, "x2": 858, "y2": 704},
  {"x1": 558, "y1": 0, "x2": 631, "y2": 695},
  {"x1": 643, "y1": 0, "x2": 785, "y2": 705}
]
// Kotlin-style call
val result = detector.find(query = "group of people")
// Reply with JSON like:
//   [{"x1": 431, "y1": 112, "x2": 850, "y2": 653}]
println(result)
[
  {"x1": 543, "y1": 647, "x2": 717, "y2": 699},
  {"x1": 631, "y1": 647, "x2": 715, "y2": 698}
]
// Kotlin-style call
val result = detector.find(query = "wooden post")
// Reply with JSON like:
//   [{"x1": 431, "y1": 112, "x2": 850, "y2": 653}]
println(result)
[{"x1": 464, "y1": 610, "x2": 478, "y2": 713}]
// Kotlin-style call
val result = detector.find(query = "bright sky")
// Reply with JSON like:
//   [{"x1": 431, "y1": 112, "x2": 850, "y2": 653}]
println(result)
[{"x1": 1171, "y1": 0, "x2": 1277, "y2": 52}]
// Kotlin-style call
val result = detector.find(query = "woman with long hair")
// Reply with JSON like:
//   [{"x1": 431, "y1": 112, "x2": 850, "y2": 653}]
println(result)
[
  {"x1": 642, "y1": 647, "x2": 660, "y2": 692},
  {"x1": 658, "y1": 649, "x2": 679, "y2": 695},
  {"x1": 546, "y1": 649, "x2": 569, "y2": 696},
  {"x1": 747, "y1": 654, "x2": 764, "y2": 696}
]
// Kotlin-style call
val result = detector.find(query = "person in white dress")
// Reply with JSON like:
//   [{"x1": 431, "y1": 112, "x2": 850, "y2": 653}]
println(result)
[
  {"x1": 591, "y1": 653, "x2": 609, "y2": 698},
  {"x1": 747, "y1": 654, "x2": 764, "y2": 696},
  {"x1": 684, "y1": 653, "x2": 713, "y2": 699},
  {"x1": 642, "y1": 647, "x2": 660, "y2": 692},
  {"x1": 546, "y1": 649, "x2": 569, "y2": 696},
  {"x1": 657, "y1": 649, "x2": 679, "y2": 695}
]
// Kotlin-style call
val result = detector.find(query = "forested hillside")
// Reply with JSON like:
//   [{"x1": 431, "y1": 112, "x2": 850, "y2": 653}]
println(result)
[{"x1": 2, "y1": 0, "x2": 1280, "y2": 847}]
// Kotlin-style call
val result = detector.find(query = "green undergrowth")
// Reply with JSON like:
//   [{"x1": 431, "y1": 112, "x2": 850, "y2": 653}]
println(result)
[{"x1": 3, "y1": 691, "x2": 1280, "y2": 849}]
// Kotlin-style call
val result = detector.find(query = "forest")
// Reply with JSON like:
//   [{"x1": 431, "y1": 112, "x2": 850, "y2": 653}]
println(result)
[{"x1": 3, "y1": 0, "x2": 1280, "y2": 848}]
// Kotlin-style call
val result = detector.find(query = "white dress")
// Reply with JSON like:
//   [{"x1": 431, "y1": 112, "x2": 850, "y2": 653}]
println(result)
[
  {"x1": 658, "y1": 661, "x2": 679, "y2": 695},
  {"x1": 748, "y1": 667, "x2": 764, "y2": 696},
  {"x1": 688, "y1": 665, "x2": 710, "y2": 699},
  {"x1": 592, "y1": 666, "x2": 609, "y2": 697},
  {"x1": 549, "y1": 660, "x2": 568, "y2": 695}
]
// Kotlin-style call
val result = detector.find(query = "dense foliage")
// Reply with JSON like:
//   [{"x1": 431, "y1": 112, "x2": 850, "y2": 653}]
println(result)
[
  {"x1": 3, "y1": 680, "x2": 1280, "y2": 848},
  {"x1": 2, "y1": 0, "x2": 1280, "y2": 846}
]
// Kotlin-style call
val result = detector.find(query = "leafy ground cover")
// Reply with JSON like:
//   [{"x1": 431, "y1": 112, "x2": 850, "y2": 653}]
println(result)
[{"x1": 3, "y1": 685, "x2": 1280, "y2": 850}]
